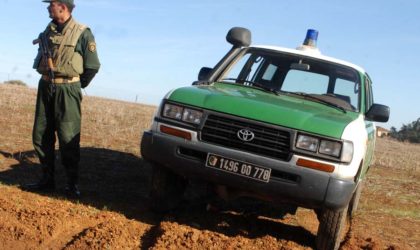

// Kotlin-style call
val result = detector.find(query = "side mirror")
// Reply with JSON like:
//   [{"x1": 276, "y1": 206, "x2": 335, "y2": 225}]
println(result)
[
  {"x1": 366, "y1": 104, "x2": 390, "y2": 122},
  {"x1": 226, "y1": 27, "x2": 251, "y2": 47},
  {"x1": 198, "y1": 67, "x2": 212, "y2": 81}
]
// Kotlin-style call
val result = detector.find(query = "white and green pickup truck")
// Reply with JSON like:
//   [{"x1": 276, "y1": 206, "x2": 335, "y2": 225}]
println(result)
[{"x1": 141, "y1": 28, "x2": 390, "y2": 250}]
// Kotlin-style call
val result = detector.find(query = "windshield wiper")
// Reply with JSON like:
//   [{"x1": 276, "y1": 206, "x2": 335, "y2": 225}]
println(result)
[
  {"x1": 286, "y1": 92, "x2": 347, "y2": 113},
  {"x1": 221, "y1": 78, "x2": 279, "y2": 95}
]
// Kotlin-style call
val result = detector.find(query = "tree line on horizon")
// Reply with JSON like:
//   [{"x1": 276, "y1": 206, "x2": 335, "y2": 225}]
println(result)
[{"x1": 390, "y1": 118, "x2": 420, "y2": 143}]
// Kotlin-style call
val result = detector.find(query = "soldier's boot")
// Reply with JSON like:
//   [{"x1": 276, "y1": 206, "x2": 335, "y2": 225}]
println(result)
[
  {"x1": 23, "y1": 165, "x2": 55, "y2": 191},
  {"x1": 64, "y1": 181, "x2": 80, "y2": 198},
  {"x1": 64, "y1": 172, "x2": 80, "y2": 198}
]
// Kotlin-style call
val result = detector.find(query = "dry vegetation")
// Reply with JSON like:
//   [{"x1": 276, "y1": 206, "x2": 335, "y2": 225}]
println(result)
[{"x1": 0, "y1": 83, "x2": 419, "y2": 249}]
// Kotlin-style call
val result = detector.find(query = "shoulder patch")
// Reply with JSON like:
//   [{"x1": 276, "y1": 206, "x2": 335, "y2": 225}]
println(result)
[{"x1": 88, "y1": 42, "x2": 96, "y2": 52}]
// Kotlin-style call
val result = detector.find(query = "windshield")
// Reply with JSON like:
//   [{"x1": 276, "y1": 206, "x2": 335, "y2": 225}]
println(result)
[{"x1": 219, "y1": 49, "x2": 361, "y2": 111}]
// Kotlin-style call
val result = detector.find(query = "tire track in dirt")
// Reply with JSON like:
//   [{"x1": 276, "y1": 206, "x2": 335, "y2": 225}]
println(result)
[{"x1": 142, "y1": 201, "x2": 318, "y2": 250}]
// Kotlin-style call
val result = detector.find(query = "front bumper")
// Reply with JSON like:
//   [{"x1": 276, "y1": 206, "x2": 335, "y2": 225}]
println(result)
[{"x1": 141, "y1": 130, "x2": 355, "y2": 210}]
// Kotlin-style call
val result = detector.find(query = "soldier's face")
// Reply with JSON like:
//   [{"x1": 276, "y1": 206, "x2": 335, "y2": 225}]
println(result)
[{"x1": 47, "y1": 1, "x2": 64, "y2": 20}]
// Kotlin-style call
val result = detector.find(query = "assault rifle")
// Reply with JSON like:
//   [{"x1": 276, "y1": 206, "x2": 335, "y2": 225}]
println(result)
[{"x1": 33, "y1": 33, "x2": 55, "y2": 93}]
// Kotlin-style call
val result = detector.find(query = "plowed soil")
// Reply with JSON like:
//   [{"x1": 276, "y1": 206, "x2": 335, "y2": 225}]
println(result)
[{"x1": 0, "y1": 84, "x2": 419, "y2": 249}]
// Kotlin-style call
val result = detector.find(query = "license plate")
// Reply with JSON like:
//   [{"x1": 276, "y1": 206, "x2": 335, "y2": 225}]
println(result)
[{"x1": 205, "y1": 153, "x2": 271, "y2": 183}]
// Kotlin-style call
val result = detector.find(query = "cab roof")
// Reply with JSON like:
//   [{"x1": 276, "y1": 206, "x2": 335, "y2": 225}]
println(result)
[{"x1": 250, "y1": 45, "x2": 366, "y2": 74}]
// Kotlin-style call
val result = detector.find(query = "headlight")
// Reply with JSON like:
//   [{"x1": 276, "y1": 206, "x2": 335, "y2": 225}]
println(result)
[
  {"x1": 182, "y1": 108, "x2": 203, "y2": 124},
  {"x1": 163, "y1": 103, "x2": 183, "y2": 120},
  {"x1": 319, "y1": 140, "x2": 341, "y2": 157},
  {"x1": 296, "y1": 135, "x2": 319, "y2": 152},
  {"x1": 296, "y1": 134, "x2": 353, "y2": 163},
  {"x1": 162, "y1": 103, "x2": 203, "y2": 125}
]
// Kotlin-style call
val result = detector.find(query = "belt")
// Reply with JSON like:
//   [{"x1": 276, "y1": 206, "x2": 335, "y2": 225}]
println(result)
[{"x1": 42, "y1": 75, "x2": 80, "y2": 84}]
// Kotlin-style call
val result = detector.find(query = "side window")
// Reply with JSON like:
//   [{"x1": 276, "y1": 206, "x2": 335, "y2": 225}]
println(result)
[
  {"x1": 282, "y1": 70, "x2": 329, "y2": 94},
  {"x1": 334, "y1": 78, "x2": 359, "y2": 109}
]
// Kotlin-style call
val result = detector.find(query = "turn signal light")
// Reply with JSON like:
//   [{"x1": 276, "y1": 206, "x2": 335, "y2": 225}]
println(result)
[
  {"x1": 160, "y1": 125, "x2": 192, "y2": 140},
  {"x1": 296, "y1": 158, "x2": 335, "y2": 173}
]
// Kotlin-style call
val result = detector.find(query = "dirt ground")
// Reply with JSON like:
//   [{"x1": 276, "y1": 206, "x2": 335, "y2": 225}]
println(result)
[{"x1": 0, "y1": 84, "x2": 419, "y2": 249}]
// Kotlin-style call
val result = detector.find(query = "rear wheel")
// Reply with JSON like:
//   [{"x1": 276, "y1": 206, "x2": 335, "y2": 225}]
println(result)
[
  {"x1": 149, "y1": 164, "x2": 187, "y2": 213},
  {"x1": 315, "y1": 205, "x2": 349, "y2": 250}
]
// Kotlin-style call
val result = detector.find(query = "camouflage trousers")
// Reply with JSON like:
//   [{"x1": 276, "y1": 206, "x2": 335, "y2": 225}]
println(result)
[{"x1": 32, "y1": 79, "x2": 83, "y2": 183}]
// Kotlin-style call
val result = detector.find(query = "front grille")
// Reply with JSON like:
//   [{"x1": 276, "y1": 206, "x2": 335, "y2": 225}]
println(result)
[{"x1": 201, "y1": 114, "x2": 291, "y2": 161}]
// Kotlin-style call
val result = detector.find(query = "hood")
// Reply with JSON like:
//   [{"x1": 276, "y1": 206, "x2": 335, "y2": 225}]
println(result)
[{"x1": 167, "y1": 83, "x2": 359, "y2": 138}]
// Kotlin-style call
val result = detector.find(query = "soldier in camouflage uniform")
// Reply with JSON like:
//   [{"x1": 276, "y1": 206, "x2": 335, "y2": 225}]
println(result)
[{"x1": 26, "y1": 0, "x2": 100, "y2": 197}]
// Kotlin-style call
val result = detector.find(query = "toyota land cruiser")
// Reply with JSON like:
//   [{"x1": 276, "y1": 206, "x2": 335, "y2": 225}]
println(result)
[{"x1": 141, "y1": 27, "x2": 390, "y2": 250}]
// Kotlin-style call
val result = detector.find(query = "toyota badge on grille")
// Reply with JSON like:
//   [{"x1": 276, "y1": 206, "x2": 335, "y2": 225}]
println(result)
[{"x1": 237, "y1": 128, "x2": 255, "y2": 142}]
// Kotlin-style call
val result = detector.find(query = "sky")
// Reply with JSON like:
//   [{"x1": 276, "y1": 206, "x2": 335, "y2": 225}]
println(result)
[{"x1": 0, "y1": 0, "x2": 419, "y2": 130}]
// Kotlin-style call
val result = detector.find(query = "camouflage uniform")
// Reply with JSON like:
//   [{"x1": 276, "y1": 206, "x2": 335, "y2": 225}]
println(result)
[{"x1": 30, "y1": 15, "x2": 100, "y2": 195}]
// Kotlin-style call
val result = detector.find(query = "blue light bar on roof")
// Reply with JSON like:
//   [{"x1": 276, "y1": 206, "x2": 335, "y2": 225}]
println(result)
[{"x1": 303, "y1": 29, "x2": 319, "y2": 48}]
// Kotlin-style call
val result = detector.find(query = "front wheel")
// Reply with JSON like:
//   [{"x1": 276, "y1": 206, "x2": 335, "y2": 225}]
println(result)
[
  {"x1": 348, "y1": 180, "x2": 364, "y2": 218},
  {"x1": 149, "y1": 164, "x2": 187, "y2": 213},
  {"x1": 315, "y1": 205, "x2": 349, "y2": 250}
]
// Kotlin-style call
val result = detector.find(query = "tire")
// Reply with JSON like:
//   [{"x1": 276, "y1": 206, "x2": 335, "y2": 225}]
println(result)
[
  {"x1": 316, "y1": 205, "x2": 349, "y2": 250},
  {"x1": 149, "y1": 164, "x2": 187, "y2": 213},
  {"x1": 348, "y1": 180, "x2": 364, "y2": 218}
]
